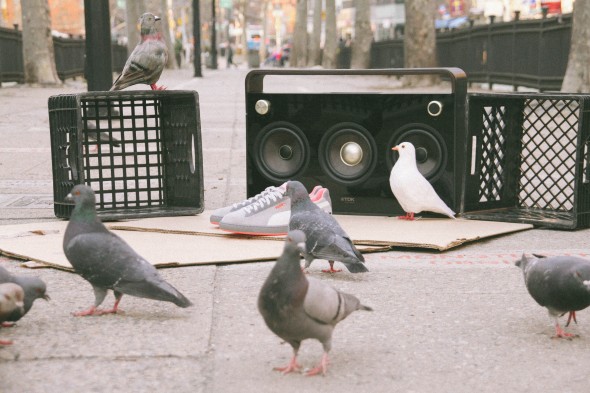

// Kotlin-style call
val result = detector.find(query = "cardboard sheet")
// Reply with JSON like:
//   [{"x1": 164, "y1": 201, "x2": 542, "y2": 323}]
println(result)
[
  {"x1": 108, "y1": 211, "x2": 534, "y2": 250},
  {"x1": 0, "y1": 220, "x2": 387, "y2": 270}
]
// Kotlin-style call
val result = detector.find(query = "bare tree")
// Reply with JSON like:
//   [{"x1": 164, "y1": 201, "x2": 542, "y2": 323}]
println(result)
[
  {"x1": 561, "y1": 0, "x2": 590, "y2": 92},
  {"x1": 292, "y1": 0, "x2": 308, "y2": 67},
  {"x1": 21, "y1": 0, "x2": 61, "y2": 85},
  {"x1": 350, "y1": 0, "x2": 371, "y2": 69},
  {"x1": 404, "y1": 0, "x2": 438, "y2": 86},
  {"x1": 307, "y1": 0, "x2": 322, "y2": 66},
  {"x1": 322, "y1": 0, "x2": 337, "y2": 69}
]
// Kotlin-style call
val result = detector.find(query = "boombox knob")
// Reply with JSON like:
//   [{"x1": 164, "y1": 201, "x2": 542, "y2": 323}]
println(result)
[
  {"x1": 340, "y1": 142, "x2": 363, "y2": 166},
  {"x1": 427, "y1": 100, "x2": 443, "y2": 117},
  {"x1": 255, "y1": 99, "x2": 271, "y2": 115}
]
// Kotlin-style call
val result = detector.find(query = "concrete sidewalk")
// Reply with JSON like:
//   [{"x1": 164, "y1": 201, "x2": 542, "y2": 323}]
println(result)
[{"x1": 1, "y1": 67, "x2": 590, "y2": 392}]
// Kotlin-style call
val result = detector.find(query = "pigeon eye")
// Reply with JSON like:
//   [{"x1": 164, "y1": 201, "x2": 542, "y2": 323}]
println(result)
[{"x1": 401, "y1": 145, "x2": 405, "y2": 149}]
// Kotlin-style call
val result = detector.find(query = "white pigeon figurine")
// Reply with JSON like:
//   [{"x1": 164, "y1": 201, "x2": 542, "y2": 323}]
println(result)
[{"x1": 389, "y1": 142, "x2": 455, "y2": 220}]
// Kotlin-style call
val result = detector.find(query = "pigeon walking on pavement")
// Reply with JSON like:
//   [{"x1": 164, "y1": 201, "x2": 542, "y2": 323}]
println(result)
[
  {"x1": 389, "y1": 142, "x2": 455, "y2": 220},
  {"x1": 110, "y1": 13, "x2": 168, "y2": 91},
  {"x1": 0, "y1": 283, "x2": 24, "y2": 345},
  {"x1": 515, "y1": 254, "x2": 590, "y2": 339},
  {"x1": 0, "y1": 266, "x2": 49, "y2": 324},
  {"x1": 63, "y1": 185, "x2": 192, "y2": 316},
  {"x1": 258, "y1": 230, "x2": 372, "y2": 376},
  {"x1": 285, "y1": 181, "x2": 368, "y2": 273}
]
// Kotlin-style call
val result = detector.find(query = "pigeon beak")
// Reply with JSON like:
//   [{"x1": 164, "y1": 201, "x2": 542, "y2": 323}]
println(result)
[
  {"x1": 43, "y1": 294, "x2": 51, "y2": 301},
  {"x1": 155, "y1": 15, "x2": 161, "y2": 21},
  {"x1": 65, "y1": 193, "x2": 73, "y2": 202},
  {"x1": 391, "y1": 146, "x2": 399, "y2": 151}
]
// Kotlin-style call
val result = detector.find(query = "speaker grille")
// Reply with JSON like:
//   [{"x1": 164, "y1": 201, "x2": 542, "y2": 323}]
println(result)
[{"x1": 253, "y1": 121, "x2": 310, "y2": 182}]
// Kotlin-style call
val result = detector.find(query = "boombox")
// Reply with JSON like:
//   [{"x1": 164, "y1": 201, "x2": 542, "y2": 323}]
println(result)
[{"x1": 245, "y1": 68, "x2": 468, "y2": 216}]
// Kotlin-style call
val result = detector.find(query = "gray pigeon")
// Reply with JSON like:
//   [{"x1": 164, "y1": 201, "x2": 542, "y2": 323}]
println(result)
[
  {"x1": 0, "y1": 283, "x2": 24, "y2": 345},
  {"x1": 110, "y1": 13, "x2": 168, "y2": 91},
  {"x1": 516, "y1": 254, "x2": 590, "y2": 339},
  {"x1": 0, "y1": 265, "x2": 49, "y2": 324},
  {"x1": 285, "y1": 181, "x2": 368, "y2": 273},
  {"x1": 389, "y1": 142, "x2": 455, "y2": 220},
  {"x1": 63, "y1": 185, "x2": 192, "y2": 316},
  {"x1": 258, "y1": 230, "x2": 372, "y2": 376}
]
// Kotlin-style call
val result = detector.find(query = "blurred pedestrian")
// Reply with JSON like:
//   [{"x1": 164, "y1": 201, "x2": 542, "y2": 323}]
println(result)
[{"x1": 227, "y1": 42, "x2": 236, "y2": 68}]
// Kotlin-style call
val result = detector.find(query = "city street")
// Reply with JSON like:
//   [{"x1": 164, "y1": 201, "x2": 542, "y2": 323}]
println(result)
[{"x1": 1, "y1": 65, "x2": 589, "y2": 392}]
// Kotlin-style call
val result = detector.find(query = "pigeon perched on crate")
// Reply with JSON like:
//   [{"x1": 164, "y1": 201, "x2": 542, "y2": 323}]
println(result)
[
  {"x1": 63, "y1": 185, "x2": 192, "y2": 316},
  {"x1": 0, "y1": 265, "x2": 49, "y2": 325},
  {"x1": 258, "y1": 230, "x2": 372, "y2": 376},
  {"x1": 515, "y1": 254, "x2": 590, "y2": 339},
  {"x1": 110, "y1": 12, "x2": 168, "y2": 91},
  {"x1": 389, "y1": 142, "x2": 455, "y2": 220},
  {"x1": 285, "y1": 181, "x2": 368, "y2": 273},
  {"x1": 0, "y1": 283, "x2": 24, "y2": 345}
]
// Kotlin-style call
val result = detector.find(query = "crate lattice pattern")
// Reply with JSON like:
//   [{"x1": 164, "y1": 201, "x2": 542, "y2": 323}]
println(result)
[
  {"x1": 81, "y1": 97, "x2": 165, "y2": 210},
  {"x1": 477, "y1": 98, "x2": 580, "y2": 212}
]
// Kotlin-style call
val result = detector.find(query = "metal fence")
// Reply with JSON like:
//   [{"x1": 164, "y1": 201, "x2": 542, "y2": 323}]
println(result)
[
  {"x1": 367, "y1": 13, "x2": 572, "y2": 91},
  {"x1": 0, "y1": 26, "x2": 127, "y2": 85}
]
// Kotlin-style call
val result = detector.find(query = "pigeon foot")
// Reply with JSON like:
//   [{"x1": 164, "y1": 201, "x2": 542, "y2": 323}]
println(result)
[
  {"x1": 150, "y1": 84, "x2": 167, "y2": 90},
  {"x1": 306, "y1": 353, "x2": 329, "y2": 376},
  {"x1": 397, "y1": 212, "x2": 415, "y2": 221},
  {"x1": 552, "y1": 324, "x2": 578, "y2": 340},
  {"x1": 1, "y1": 322, "x2": 15, "y2": 328},
  {"x1": 565, "y1": 311, "x2": 577, "y2": 327},
  {"x1": 72, "y1": 305, "x2": 121, "y2": 317},
  {"x1": 273, "y1": 356, "x2": 301, "y2": 374},
  {"x1": 0, "y1": 339, "x2": 13, "y2": 346},
  {"x1": 322, "y1": 261, "x2": 342, "y2": 273}
]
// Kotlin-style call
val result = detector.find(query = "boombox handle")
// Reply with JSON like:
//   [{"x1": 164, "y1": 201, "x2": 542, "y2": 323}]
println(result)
[{"x1": 245, "y1": 67, "x2": 467, "y2": 98}]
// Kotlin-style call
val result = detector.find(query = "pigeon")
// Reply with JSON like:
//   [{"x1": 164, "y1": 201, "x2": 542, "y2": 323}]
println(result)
[
  {"x1": 258, "y1": 230, "x2": 372, "y2": 376},
  {"x1": 389, "y1": 142, "x2": 455, "y2": 220},
  {"x1": 63, "y1": 184, "x2": 192, "y2": 316},
  {"x1": 110, "y1": 13, "x2": 168, "y2": 91},
  {"x1": 285, "y1": 181, "x2": 368, "y2": 274},
  {"x1": 515, "y1": 254, "x2": 590, "y2": 339},
  {"x1": 0, "y1": 283, "x2": 24, "y2": 345},
  {"x1": 0, "y1": 265, "x2": 49, "y2": 324},
  {"x1": 86, "y1": 121, "x2": 121, "y2": 148}
]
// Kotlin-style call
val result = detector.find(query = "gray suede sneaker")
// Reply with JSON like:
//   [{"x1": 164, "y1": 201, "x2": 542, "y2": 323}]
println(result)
[
  {"x1": 210, "y1": 185, "x2": 285, "y2": 225},
  {"x1": 219, "y1": 186, "x2": 332, "y2": 236}
]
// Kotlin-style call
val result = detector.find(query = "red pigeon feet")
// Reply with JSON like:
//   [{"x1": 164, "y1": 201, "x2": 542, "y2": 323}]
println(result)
[
  {"x1": 273, "y1": 356, "x2": 301, "y2": 374},
  {"x1": 552, "y1": 324, "x2": 578, "y2": 339},
  {"x1": 0, "y1": 339, "x2": 13, "y2": 346},
  {"x1": 150, "y1": 84, "x2": 167, "y2": 90},
  {"x1": 306, "y1": 353, "x2": 329, "y2": 376},
  {"x1": 397, "y1": 212, "x2": 415, "y2": 220},
  {"x1": 322, "y1": 261, "x2": 342, "y2": 273},
  {"x1": 1, "y1": 322, "x2": 15, "y2": 328},
  {"x1": 565, "y1": 311, "x2": 577, "y2": 327}
]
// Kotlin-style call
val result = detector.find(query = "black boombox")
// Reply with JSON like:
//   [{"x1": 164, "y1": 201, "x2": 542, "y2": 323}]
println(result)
[{"x1": 245, "y1": 68, "x2": 468, "y2": 216}]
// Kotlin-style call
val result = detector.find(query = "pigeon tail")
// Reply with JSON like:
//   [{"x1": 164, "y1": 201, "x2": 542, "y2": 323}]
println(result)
[{"x1": 343, "y1": 261, "x2": 369, "y2": 273}]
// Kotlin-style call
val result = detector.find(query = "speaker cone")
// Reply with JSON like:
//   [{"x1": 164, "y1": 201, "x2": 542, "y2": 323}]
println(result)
[
  {"x1": 253, "y1": 122, "x2": 310, "y2": 182},
  {"x1": 319, "y1": 123, "x2": 377, "y2": 185},
  {"x1": 387, "y1": 123, "x2": 447, "y2": 182}
]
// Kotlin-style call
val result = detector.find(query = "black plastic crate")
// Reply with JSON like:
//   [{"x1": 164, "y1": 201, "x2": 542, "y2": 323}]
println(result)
[
  {"x1": 49, "y1": 90, "x2": 204, "y2": 220},
  {"x1": 462, "y1": 93, "x2": 590, "y2": 229}
]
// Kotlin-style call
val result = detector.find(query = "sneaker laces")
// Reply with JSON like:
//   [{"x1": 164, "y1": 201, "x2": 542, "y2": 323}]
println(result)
[
  {"x1": 231, "y1": 186, "x2": 277, "y2": 210},
  {"x1": 243, "y1": 187, "x2": 286, "y2": 214}
]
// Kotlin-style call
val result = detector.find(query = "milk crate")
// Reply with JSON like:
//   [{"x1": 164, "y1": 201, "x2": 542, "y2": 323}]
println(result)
[
  {"x1": 462, "y1": 93, "x2": 590, "y2": 229},
  {"x1": 49, "y1": 90, "x2": 204, "y2": 220}
]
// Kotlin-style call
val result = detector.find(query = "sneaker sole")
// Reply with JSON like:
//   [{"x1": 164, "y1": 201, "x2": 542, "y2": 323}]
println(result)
[{"x1": 219, "y1": 223, "x2": 288, "y2": 236}]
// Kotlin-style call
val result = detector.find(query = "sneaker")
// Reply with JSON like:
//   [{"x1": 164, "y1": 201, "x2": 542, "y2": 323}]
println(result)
[
  {"x1": 210, "y1": 185, "x2": 285, "y2": 225},
  {"x1": 219, "y1": 186, "x2": 332, "y2": 236}
]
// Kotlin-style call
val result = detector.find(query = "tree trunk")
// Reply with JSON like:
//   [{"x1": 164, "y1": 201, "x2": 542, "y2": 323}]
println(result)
[
  {"x1": 21, "y1": 0, "x2": 60, "y2": 85},
  {"x1": 125, "y1": 0, "x2": 142, "y2": 52},
  {"x1": 350, "y1": 0, "x2": 371, "y2": 69},
  {"x1": 561, "y1": 0, "x2": 590, "y2": 92},
  {"x1": 292, "y1": 0, "x2": 308, "y2": 67},
  {"x1": 404, "y1": 0, "x2": 438, "y2": 86},
  {"x1": 160, "y1": 0, "x2": 177, "y2": 69},
  {"x1": 322, "y1": 0, "x2": 337, "y2": 69},
  {"x1": 307, "y1": 0, "x2": 322, "y2": 66}
]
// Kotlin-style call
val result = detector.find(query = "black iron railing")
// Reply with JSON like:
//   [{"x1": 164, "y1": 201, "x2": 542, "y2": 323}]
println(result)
[{"x1": 0, "y1": 26, "x2": 127, "y2": 85}]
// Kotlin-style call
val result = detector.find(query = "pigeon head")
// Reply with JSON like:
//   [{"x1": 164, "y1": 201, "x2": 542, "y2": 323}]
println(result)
[
  {"x1": 392, "y1": 142, "x2": 416, "y2": 161},
  {"x1": 139, "y1": 13, "x2": 161, "y2": 36},
  {"x1": 13, "y1": 276, "x2": 50, "y2": 311},
  {"x1": 285, "y1": 181, "x2": 310, "y2": 204},
  {"x1": 515, "y1": 254, "x2": 538, "y2": 275},
  {"x1": 66, "y1": 185, "x2": 97, "y2": 213},
  {"x1": 285, "y1": 230, "x2": 307, "y2": 254}
]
